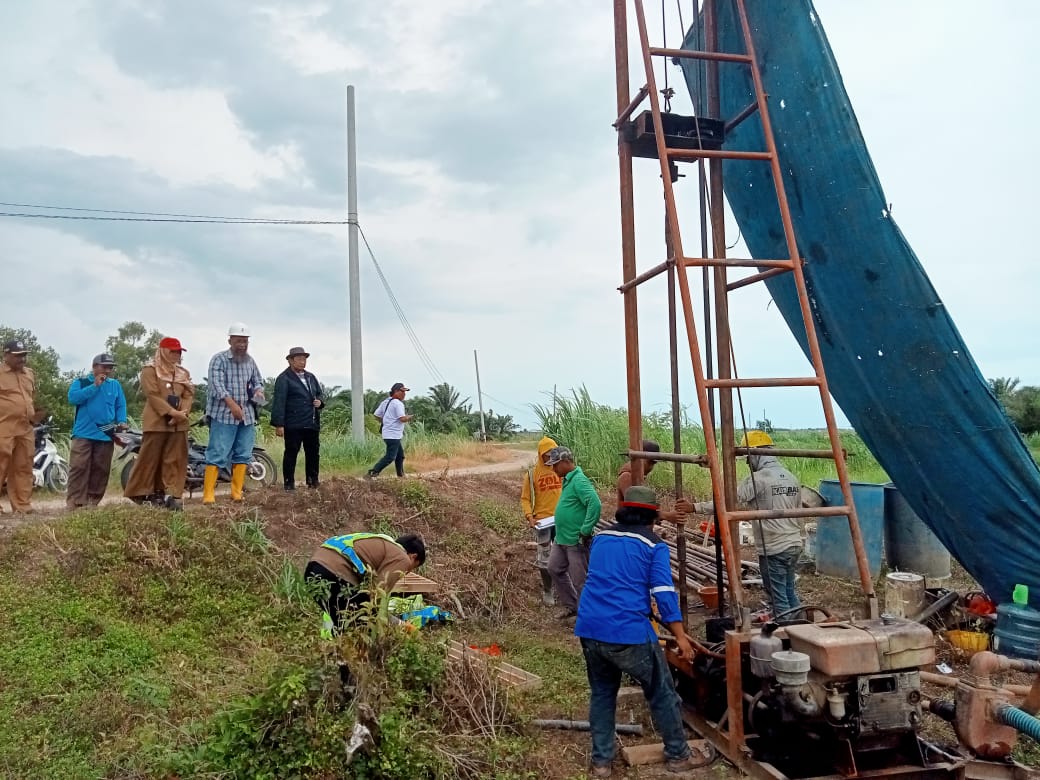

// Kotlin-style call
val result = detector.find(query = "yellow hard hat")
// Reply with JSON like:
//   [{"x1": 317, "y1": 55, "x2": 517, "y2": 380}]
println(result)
[{"x1": 741, "y1": 430, "x2": 773, "y2": 448}]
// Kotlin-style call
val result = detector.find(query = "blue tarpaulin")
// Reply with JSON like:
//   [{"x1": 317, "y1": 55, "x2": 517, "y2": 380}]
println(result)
[{"x1": 680, "y1": 0, "x2": 1040, "y2": 603}]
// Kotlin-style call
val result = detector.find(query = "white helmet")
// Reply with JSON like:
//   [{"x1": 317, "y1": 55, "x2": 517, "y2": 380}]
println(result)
[{"x1": 228, "y1": 322, "x2": 250, "y2": 337}]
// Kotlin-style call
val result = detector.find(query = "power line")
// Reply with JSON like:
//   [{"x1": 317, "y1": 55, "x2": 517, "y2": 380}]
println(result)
[
  {"x1": 1, "y1": 197, "x2": 446, "y2": 382},
  {"x1": 480, "y1": 391, "x2": 530, "y2": 418},
  {"x1": 357, "y1": 224, "x2": 445, "y2": 383},
  {"x1": 0, "y1": 200, "x2": 342, "y2": 223},
  {"x1": 0, "y1": 211, "x2": 345, "y2": 225}
]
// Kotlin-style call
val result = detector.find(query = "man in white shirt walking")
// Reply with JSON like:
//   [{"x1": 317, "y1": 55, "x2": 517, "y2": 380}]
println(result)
[{"x1": 367, "y1": 382, "x2": 414, "y2": 478}]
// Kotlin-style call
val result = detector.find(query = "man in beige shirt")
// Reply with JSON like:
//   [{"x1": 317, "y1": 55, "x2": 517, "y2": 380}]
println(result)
[
  {"x1": 0, "y1": 339, "x2": 38, "y2": 513},
  {"x1": 305, "y1": 532, "x2": 426, "y2": 629}
]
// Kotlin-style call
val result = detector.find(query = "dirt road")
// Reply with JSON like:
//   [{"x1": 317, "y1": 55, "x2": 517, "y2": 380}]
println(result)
[{"x1": 416, "y1": 448, "x2": 531, "y2": 478}]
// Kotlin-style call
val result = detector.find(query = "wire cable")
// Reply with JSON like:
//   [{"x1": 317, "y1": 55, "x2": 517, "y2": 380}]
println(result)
[
  {"x1": 357, "y1": 224, "x2": 445, "y2": 383},
  {"x1": 0, "y1": 211, "x2": 345, "y2": 225},
  {"x1": 479, "y1": 391, "x2": 529, "y2": 418},
  {"x1": 0, "y1": 200, "x2": 342, "y2": 223},
  {"x1": 1, "y1": 197, "x2": 446, "y2": 383}
]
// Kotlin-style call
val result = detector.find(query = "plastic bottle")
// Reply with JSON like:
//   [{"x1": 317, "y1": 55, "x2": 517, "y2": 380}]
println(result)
[
  {"x1": 994, "y1": 585, "x2": 1040, "y2": 660},
  {"x1": 1013, "y1": 584, "x2": 1029, "y2": 606}
]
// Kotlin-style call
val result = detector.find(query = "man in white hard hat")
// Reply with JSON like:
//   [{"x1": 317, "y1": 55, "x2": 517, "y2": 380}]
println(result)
[{"x1": 203, "y1": 323, "x2": 266, "y2": 504}]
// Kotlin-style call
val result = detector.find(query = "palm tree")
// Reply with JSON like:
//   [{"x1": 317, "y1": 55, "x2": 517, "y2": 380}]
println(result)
[
  {"x1": 989, "y1": 377, "x2": 1020, "y2": 405},
  {"x1": 428, "y1": 383, "x2": 470, "y2": 415}
]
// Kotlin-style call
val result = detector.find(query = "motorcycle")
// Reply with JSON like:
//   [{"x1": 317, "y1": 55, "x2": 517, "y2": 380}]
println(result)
[
  {"x1": 115, "y1": 419, "x2": 278, "y2": 496},
  {"x1": 33, "y1": 417, "x2": 70, "y2": 492}
]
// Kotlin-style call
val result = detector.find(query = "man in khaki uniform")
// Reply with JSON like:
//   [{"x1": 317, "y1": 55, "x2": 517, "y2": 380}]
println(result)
[
  {"x1": 0, "y1": 339, "x2": 38, "y2": 513},
  {"x1": 305, "y1": 532, "x2": 426, "y2": 628}
]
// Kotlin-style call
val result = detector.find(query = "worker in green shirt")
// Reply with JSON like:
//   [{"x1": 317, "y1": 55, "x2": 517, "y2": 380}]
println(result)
[{"x1": 545, "y1": 446, "x2": 602, "y2": 621}]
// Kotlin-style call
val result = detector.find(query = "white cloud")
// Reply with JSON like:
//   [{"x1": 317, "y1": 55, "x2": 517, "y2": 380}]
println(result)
[{"x1": 0, "y1": 6, "x2": 301, "y2": 189}]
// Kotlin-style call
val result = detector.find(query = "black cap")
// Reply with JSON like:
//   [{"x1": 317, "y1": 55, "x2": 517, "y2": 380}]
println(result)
[
  {"x1": 93, "y1": 353, "x2": 116, "y2": 366},
  {"x1": 3, "y1": 339, "x2": 28, "y2": 355},
  {"x1": 391, "y1": 382, "x2": 410, "y2": 392}
]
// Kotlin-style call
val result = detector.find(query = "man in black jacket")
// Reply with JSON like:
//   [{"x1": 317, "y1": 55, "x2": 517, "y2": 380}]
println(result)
[{"x1": 270, "y1": 347, "x2": 325, "y2": 491}]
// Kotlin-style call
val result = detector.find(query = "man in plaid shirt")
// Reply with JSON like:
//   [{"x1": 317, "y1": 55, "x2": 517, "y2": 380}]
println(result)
[{"x1": 203, "y1": 322, "x2": 266, "y2": 504}]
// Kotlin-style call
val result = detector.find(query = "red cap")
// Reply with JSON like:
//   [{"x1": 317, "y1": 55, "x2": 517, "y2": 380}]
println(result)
[{"x1": 159, "y1": 337, "x2": 186, "y2": 352}]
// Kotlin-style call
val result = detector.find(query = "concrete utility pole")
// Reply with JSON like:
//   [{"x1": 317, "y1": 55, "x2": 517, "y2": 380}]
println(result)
[
  {"x1": 474, "y1": 349, "x2": 487, "y2": 442},
  {"x1": 347, "y1": 85, "x2": 364, "y2": 443}
]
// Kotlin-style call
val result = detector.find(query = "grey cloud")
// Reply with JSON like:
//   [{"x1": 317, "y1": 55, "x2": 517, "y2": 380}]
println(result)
[{"x1": 95, "y1": 0, "x2": 618, "y2": 201}]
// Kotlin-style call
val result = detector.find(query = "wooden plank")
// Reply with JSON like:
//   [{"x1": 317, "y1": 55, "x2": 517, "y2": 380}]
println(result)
[
  {"x1": 445, "y1": 640, "x2": 542, "y2": 691},
  {"x1": 393, "y1": 572, "x2": 440, "y2": 594},
  {"x1": 621, "y1": 739, "x2": 711, "y2": 766}
]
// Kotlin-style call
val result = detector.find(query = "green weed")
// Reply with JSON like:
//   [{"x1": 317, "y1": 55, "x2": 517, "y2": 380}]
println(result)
[
  {"x1": 475, "y1": 499, "x2": 525, "y2": 538},
  {"x1": 233, "y1": 511, "x2": 273, "y2": 554},
  {"x1": 396, "y1": 480, "x2": 434, "y2": 513},
  {"x1": 370, "y1": 512, "x2": 400, "y2": 538},
  {"x1": 271, "y1": 556, "x2": 312, "y2": 607}
]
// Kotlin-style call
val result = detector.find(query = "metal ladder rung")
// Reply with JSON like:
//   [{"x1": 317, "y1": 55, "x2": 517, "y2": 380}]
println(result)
[
  {"x1": 727, "y1": 266, "x2": 792, "y2": 292},
  {"x1": 666, "y1": 147, "x2": 772, "y2": 162},
  {"x1": 703, "y1": 377, "x2": 822, "y2": 389},
  {"x1": 733, "y1": 447, "x2": 841, "y2": 459},
  {"x1": 682, "y1": 256, "x2": 795, "y2": 270},
  {"x1": 648, "y1": 46, "x2": 752, "y2": 65},
  {"x1": 726, "y1": 505, "x2": 852, "y2": 523}
]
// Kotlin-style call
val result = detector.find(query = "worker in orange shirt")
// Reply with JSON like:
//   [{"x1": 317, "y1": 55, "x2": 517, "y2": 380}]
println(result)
[{"x1": 0, "y1": 339, "x2": 39, "y2": 513}]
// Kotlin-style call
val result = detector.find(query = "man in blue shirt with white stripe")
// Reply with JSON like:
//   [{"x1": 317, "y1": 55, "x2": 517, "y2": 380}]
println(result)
[
  {"x1": 66, "y1": 353, "x2": 127, "y2": 509},
  {"x1": 575, "y1": 485, "x2": 698, "y2": 777}
]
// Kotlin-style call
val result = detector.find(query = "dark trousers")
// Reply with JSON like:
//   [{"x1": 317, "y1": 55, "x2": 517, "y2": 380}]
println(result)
[
  {"x1": 581, "y1": 638, "x2": 691, "y2": 766},
  {"x1": 548, "y1": 542, "x2": 590, "y2": 611},
  {"x1": 66, "y1": 438, "x2": 115, "y2": 508},
  {"x1": 304, "y1": 560, "x2": 368, "y2": 627},
  {"x1": 370, "y1": 438, "x2": 405, "y2": 477},
  {"x1": 283, "y1": 428, "x2": 320, "y2": 487}
]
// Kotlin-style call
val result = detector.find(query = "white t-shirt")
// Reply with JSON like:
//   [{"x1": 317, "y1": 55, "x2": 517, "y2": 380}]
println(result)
[{"x1": 378, "y1": 397, "x2": 407, "y2": 439}]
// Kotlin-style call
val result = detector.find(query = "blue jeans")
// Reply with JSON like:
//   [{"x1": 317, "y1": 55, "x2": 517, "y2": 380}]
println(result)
[
  {"x1": 759, "y1": 544, "x2": 802, "y2": 620},
  {"x1": 205, "y1": 421, "x2": 257, "y2": 469},
  {"x1": 580, "y1": 638, "x2": 690, "y2": 766},
  {"x1": 370, "y1": 438, "x2": 404, "y2": 476}
]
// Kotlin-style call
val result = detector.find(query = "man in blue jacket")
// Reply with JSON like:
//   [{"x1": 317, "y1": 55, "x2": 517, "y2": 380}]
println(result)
[
  {"x1": 575, "y1": 485, "x2": 698, "y2": 778},
  {"x1": 66, "y1": 353, "x2": 127, "y2": 509}
]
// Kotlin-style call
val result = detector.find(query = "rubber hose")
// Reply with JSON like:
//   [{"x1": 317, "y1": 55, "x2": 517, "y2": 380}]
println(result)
[{"x1": 996, "y1": 705, "x2": 1040, "y2": 742}]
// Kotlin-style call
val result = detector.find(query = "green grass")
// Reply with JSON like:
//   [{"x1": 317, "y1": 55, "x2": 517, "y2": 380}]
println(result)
[
  {"x1": 0, "y1": 492, "x2": 540, "y2": 779},
  {"x1": 474, "y1": 498, "x2": 526, "y2": 538},
  {"x1": 533, "y1": 387, "x2": 890, "y2": 499},
  {"x1": 257, "y1": 426, "x2": 496, "y2": 474},
  {"x1": 0, "y1": 508, "x2": 323, "y2": 778}
]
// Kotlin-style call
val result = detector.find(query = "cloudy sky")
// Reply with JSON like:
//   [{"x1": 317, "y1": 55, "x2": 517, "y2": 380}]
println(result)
[{"x1": 1, "y1": 1, "x2": 1036, "y2": 430}]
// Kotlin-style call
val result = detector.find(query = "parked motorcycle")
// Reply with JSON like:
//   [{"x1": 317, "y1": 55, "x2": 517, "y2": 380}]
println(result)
[
  {"x1": 33, "y1": 417, "x2": 69, "y2": 492},
  {"x1": 114, "y1": 420, "x2": 278, "y2": 496}
]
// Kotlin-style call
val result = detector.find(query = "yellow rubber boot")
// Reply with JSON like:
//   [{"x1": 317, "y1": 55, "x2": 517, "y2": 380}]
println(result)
[
  {"x1": 230, "y1": 463, "x2": 248, "y2": 501},
  {"x1": 202, "y1": 465, "x2": 219, "y2": 505}
]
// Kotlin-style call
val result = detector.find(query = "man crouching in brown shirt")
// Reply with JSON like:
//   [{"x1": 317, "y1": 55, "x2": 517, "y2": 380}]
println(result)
[{"x1": 305, "y1": 532, "x2": 426, "y2": 629}]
